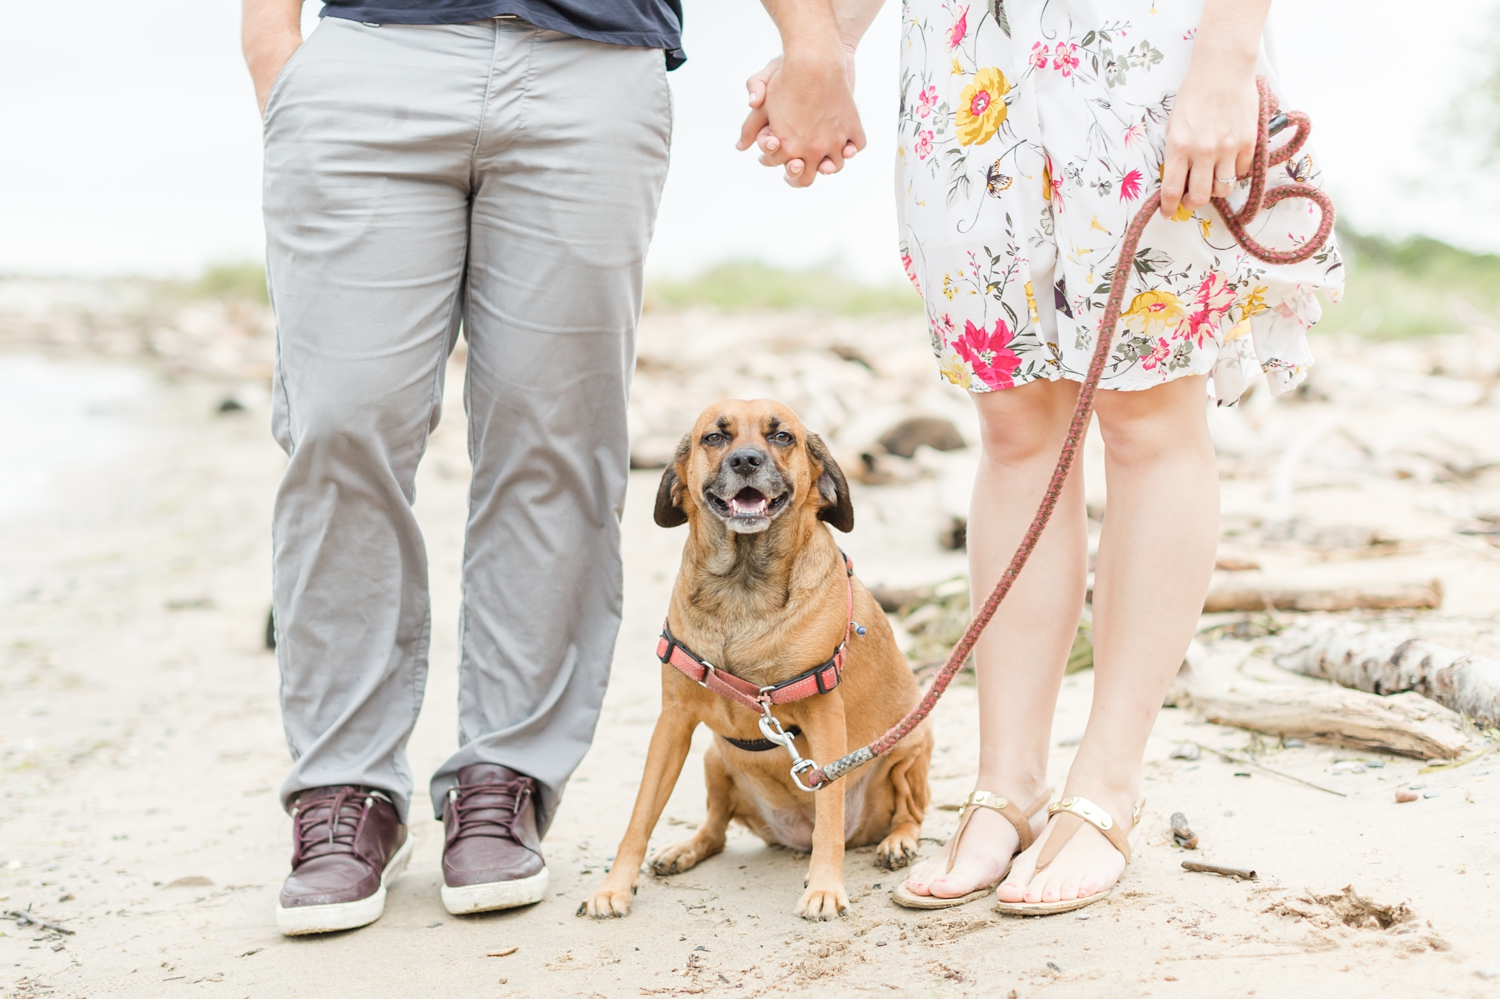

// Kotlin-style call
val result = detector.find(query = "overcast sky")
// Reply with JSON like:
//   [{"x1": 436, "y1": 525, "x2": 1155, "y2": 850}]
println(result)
[{"x1": 0, "y1": 1, "x2": 1496, "y2": 282}]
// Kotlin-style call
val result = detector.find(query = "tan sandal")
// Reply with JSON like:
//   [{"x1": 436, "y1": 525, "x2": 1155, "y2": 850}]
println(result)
[
  {"x1": 992, "y1": 795, "x2": 1144, "y2": 916},
  {"x1": 892, "y1": 789, "x2": 1049, "y2": 909}
]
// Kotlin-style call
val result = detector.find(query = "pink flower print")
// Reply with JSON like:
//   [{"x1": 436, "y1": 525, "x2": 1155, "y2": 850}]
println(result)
[
  {"x1": 947, "y1": 7, "x2": 969, "y2": 50},
  {"x1": 1052, "y1": 42, "x2": 1079, "y2": 77},
  {"x1": 917, "y1": 84, "x2": 938, "y2": 119},
  {"x1": 1183, "y1": 272, "x2": 1237, "y2": 344},
  {"x1": 1122, "y1": 123, "x2": 1143, "y2": 149},
  {"x1": 1030, "y1": 42, "x2": 1050, "y2": 70},
  {"x1": 900, "y1": 252, "x2": 921, "y2": 294},
  {"x1": 1140, "y1": 337, "x2": 1171, "y2": 371},
  {"x1": 915, "y1": 130, "x2": 935, "y2": 160},
  {"x1": 1119, "y1": 168, "x2": 1143, "y2": 202},
  {"x1": 952, "y1": 318, "x2": 1023, "y2": 390}
]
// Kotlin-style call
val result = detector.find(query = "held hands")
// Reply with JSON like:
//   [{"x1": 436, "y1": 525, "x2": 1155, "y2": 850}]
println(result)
[{"x1": 736, "y1": 47, "x2": 864, "y2": 187}]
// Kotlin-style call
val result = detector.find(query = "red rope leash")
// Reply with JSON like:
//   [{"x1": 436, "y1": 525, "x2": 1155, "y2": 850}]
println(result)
[{"x1": 804, "y1": 78, "x2": 1334, "y2": 789}]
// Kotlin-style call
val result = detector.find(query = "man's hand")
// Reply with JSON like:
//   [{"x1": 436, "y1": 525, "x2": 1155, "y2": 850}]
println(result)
[
  {"x1": 242, "y1": 0, "x2": 304, "y2": 117},
  {"x1": 741, "y1": 1, "x2": 866, "y2": 187}
]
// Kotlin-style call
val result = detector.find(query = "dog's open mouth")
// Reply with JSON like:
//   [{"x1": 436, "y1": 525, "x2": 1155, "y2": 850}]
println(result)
[{"x1": 708, "y1": 487, "x2": 789, "y2": 522}]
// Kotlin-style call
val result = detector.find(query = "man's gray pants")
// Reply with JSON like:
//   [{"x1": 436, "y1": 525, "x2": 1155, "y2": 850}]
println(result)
[{"x1": 262, "y1": 17, "x2": 671, "y2": 830}]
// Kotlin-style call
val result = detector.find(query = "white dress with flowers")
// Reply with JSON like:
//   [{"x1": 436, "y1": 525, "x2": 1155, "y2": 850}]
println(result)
[{"x1": 896, "y1": 0, "x2": 1344, "y2": 403}]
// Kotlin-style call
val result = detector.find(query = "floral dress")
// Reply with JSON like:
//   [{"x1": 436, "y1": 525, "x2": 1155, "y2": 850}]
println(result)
[{"x1": 897, "y1": 0, "x2": 1344, "y2": 403}]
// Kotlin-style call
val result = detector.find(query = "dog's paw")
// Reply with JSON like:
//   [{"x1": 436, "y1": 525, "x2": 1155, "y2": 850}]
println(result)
[
  {"x1": 579, "y1": 881, "x2": 635, "y2": 919},
  {"x1": 875, "y1": 830, "x2": 919, "y2": 870},
  {"x1": 795, "y1": 883, "x2": 849, "y2": 920},
  {"x1": 649, "y1": 839, "x2": 705, "y2": 877}
]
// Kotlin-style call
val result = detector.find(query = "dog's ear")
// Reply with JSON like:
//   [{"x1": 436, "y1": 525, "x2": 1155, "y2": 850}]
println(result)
[
  {"x1": 805, "y1": 432, "x2": 854, "y2": 533},
  {"x1": 653, "y1": 434, "x2": 693, "y2": 528}
]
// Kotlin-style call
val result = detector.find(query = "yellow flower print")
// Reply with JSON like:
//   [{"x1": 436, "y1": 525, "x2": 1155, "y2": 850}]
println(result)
[
  {"x1": 1170, "y1": 203, "x2": 1193, "y2": 222},
  {"x1": 1122, "y1": 289, "x2": 1186, "y2": 335},
  {"x1": 1224, "y1": 318, "x2": 1252, "y2": 342},
  {"x1": 951, "y1": 58, "x2": 963, "y2": 75},
  {"x1": 954, "y1": 67, "x2": 1009, "y2": 146},
  {"x1": 941, "y1": 273, "x2": 957, "y2": 301},
  {"x1": 1241, "y1": 285, "x2": 1269, "y2": 315},
  {"x1": 939, "y1": 352, "x2": 974, "y2": 389},
  {"x1": 1024, "y1": 280, "x2": 1039, "y2": 325},
  {"x1": 1199, "y1": 217, "x2": 1212, "y2": 239}
]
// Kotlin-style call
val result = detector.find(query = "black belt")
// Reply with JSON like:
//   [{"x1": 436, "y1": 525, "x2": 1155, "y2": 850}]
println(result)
[{"x1": 721, "y1": 725, "x2": 802, "y2": 752}]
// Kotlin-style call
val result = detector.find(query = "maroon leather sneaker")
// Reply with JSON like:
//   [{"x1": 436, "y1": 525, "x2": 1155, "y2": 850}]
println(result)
[
  {"x1": 275, "y1": 786, "x2": 411, "y2": 936},
  {"x1": 440, "y1": 764, "x2": 549, "y2": 914}
]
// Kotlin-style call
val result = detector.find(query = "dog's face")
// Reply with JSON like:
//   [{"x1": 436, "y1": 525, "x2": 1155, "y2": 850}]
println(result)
[{"x1": 654, "y1": 400, "x2": 852, "y2": 535}]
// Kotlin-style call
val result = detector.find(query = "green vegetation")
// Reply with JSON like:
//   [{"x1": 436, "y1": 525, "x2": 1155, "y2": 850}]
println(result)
[
  {"x1": 645, "y1": 260, "x2": 922, "y2": 315},
  {"x1": 181, "y1": 233, "x2": 1500, "y2": 341},
  {"x1": 1313, "y1": 229, "x2": 1500, "y2": 340},
  {"x1": 191, "y1": 261, "x2": 269, "y2": 304}
]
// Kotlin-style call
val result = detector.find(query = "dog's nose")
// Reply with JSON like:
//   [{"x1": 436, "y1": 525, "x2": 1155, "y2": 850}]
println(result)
[{"x1": 727, "y1": 448, "x2": 766, "y2": 474}]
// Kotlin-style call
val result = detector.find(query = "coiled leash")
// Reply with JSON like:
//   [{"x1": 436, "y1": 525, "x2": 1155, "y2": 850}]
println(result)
[{"x1": 789, "y1": 77, "x2": 1335, "y2": 791}]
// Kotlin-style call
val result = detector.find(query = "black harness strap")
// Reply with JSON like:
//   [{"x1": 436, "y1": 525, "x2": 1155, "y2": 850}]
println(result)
[{"x1": 721, "y1": 726, "x2": 802, "y2": 752}]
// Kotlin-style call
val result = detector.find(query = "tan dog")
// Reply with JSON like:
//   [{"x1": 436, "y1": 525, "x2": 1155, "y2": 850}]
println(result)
[{"x1": 581, "y1": 400, "x2": 932, "y2": 920}]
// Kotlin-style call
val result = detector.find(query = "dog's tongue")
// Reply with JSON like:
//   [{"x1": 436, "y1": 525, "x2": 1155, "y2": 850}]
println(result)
[{"x1": 730, "y1": 491, "x2": 769, "y2": 518}]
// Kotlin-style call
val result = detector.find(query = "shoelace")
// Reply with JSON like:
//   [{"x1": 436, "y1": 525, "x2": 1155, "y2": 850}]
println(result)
[
  {"x1": 447, "y1": 779, "x2": 531, "y2": 843},
  {"x1": 290, "y1": 788, "x2": 374, "y2": 868}
]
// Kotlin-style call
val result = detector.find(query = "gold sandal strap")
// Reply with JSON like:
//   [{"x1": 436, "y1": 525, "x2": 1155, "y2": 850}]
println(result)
[
  {"x1": 944, "y1": 789, "x2": 1051, "y2": 872},
  {"x1": 1033, "y1": 796, "x2": 1144, "y2": 871}
]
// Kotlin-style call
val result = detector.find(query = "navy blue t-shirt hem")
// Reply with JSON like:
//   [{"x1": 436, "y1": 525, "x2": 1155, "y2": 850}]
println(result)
[{"x1": 321, "y1": 3, "x2": 684, "y2": 67}]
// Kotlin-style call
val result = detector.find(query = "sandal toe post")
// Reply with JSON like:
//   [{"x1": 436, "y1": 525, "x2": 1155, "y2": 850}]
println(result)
[
  {"x1": 993, "y1": 795, "x2": 1144, "y2": 917},
  {"x1": 892, "y1": 789, "x2": 1048, "y2": 911}
]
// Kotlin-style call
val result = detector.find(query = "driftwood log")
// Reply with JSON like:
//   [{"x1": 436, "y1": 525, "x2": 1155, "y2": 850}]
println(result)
[
  {"x1": 1275, "y1": 621, "x2": 1500, "y2": 728},
  {"x1": 1173, "y1": 650, "x2": 1469, "y2": 759},
  {"x1": 1203, "y1": 579, "x2": 1442, "y2": 614}
]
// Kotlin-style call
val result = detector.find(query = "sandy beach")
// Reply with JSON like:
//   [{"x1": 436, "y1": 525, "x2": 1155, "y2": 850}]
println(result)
[{"x1": 2, "y1": 292, "x2": 1499, "y2": 998}]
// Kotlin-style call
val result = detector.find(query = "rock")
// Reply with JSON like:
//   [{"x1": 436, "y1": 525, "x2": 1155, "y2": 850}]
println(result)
[
  {"x1": 1170, "y1": 812, "x2": 1199, "y2": 850},
  {"x1": 1395, "y1": 790, "x2": 1418, "y2": 803},
  {"x1": 1169, "y1": 742, "x2": 1201, "y2": 761},
  {"x1": 161, "y1": 875, "x2": 214, "y2": 888},
  {"x1": 629, "y1": 436, "x2": 680, "y2": 470},
  {"x1": 867, "y1": 586, "x2": 924, "y2": 614},
  {"x1": 827, "y1": 344, "x2": 873, "y2": 370},
  {"x1": 877, "y1": 416, "x2": 966, "y2": 459},
  {"x1": 939, "y1": 516, "x2": 967, "y2": 551}
]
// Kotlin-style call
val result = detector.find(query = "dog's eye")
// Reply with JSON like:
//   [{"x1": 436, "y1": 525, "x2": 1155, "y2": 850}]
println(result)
[
  {"x1": 702, "y1": 432, "x2": 727, "y2": 446},
  {"x1": 768, "y1": 430, "x2": 794, "y2": 446}
]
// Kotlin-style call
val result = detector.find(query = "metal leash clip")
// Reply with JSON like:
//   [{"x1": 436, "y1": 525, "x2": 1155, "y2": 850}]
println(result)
[{"x1": 757, "y1": 703, "x2": 818, "y2": 792}]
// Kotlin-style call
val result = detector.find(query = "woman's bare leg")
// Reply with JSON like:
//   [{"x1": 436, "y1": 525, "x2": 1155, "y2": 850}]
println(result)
[
  {"x1": 904, "y1": 378, "x2": 1087, "y2": 898},
  {"x1": 999, "y1": 375, "x2": 1218, "y2": 904}
]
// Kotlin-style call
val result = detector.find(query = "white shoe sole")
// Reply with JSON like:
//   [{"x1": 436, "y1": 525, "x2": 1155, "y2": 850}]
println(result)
[
  {"x1": 441, "y1": 867, "x2": 549, "y2": 915},
  {"x1": 276, "y1": 837, "x2": 413, "y2": 936}
]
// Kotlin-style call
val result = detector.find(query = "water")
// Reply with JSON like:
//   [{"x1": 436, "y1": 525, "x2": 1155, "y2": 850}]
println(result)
[{"x1": 0, "y1": 355, "x2": 147, "y2": 521}]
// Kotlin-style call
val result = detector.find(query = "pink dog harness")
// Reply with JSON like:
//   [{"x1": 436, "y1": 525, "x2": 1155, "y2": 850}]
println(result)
[{"x1": 656, "y1": 551, "x2": 860, "y2": 714}]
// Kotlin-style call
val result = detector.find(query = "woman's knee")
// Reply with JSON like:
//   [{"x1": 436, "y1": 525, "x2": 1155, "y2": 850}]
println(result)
[
  {"x1": 1094, "y1": 377, "x2": 1210, "y2": 465},
  {"x1": 972, "y1": 379, "x2": 1077, "y2": 465}
]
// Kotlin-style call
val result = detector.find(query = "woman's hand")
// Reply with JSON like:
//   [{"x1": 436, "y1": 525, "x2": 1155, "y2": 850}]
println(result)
[
  {"x1": 736, "y1": 53, "x2": 860, "y2": 182},
  {"x1": 1159, "y1": 0, "x2": 1271, "y2": 219}
]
